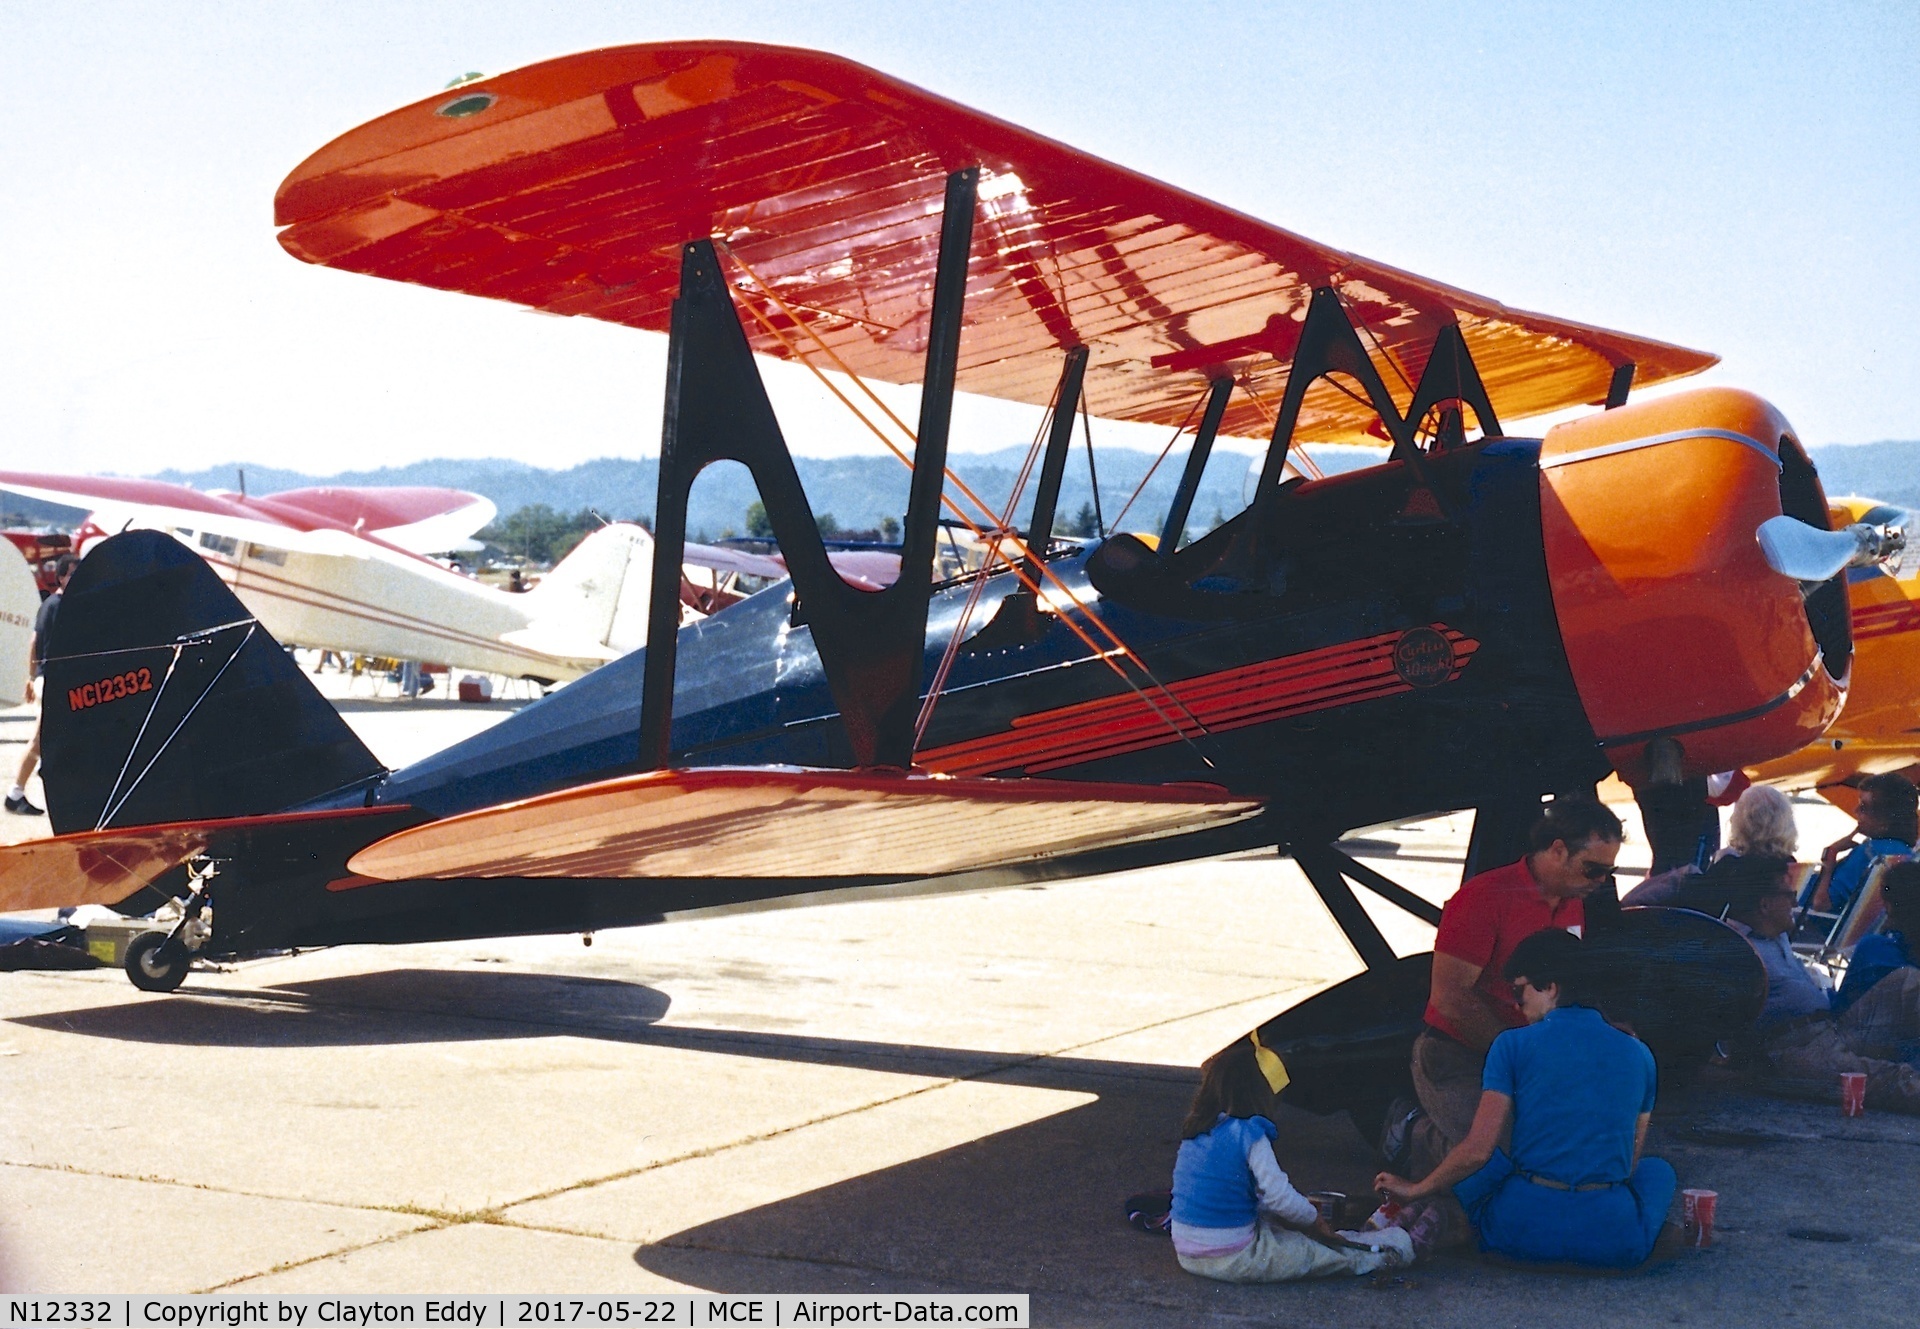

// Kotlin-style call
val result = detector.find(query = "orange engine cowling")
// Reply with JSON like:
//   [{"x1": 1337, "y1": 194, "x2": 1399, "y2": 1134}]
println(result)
[{"x1": 1540, "y1": 387, "x2": 1848, "y2": 785}]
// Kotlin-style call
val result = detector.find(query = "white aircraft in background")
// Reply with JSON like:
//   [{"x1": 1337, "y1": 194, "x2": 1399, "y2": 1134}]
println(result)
[
  {"x1": 0, "y1": 546, "x2": 42, "y2": 705},
  {"x1": 0, "y1": 473, "x2": 657, "y2": 683}
]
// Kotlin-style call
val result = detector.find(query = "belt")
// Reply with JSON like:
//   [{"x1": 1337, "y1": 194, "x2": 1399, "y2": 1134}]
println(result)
[{"x1": 1519, "y1": 1170, "x2": 1621, "y2": 1193}]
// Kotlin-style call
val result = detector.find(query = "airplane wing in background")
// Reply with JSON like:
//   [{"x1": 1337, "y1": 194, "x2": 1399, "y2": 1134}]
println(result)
[
  {"x1": 256, "y1": 487, "x2": 497, "y2": 555},
  {"x1": 0, "y1": 472, "x2": 372, "y2": 559},
  {"x1": 275, "y1": 42, "x2": 1717, "y2": 445},
  {"x1": 682, "y1": 542, "x2": 901, "y2": 592}
]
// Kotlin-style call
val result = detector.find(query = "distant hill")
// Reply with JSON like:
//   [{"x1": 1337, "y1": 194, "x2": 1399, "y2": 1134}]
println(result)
[
  {"x1": 1806, "y1": 441, "x2": 1920, "y2": 509},
  {"x1": 6, "y1": 438, "x2": 1911, "y2": 538},
  {"x1": 140, "y1": 444, "x2": 1385, "y2": 544}
]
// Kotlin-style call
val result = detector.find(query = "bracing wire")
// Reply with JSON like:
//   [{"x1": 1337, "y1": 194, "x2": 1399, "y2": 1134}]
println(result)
[
  {"x1": 911, "y1": 377, "x2": 1060, "y2": 749},
  {"x1": 95, "y1": 622, "x2": 257, "y2": 830},
  {"x1": 1106, "y1": 390, "x2": 1206, "y2": 536},
  {"x1": 720, "y1": 242, "x2": 1218, "y2": 764}
]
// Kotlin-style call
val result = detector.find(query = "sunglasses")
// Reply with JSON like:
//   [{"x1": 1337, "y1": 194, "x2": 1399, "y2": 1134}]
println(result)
[{"x1": 1575, "y1": 859, "x2": 1616, "y2": 882}]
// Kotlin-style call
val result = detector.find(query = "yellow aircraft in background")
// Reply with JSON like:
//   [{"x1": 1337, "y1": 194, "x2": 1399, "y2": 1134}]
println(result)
[{"x1": 1751, "y1": 497, "x2": 1920, "y2": 811}]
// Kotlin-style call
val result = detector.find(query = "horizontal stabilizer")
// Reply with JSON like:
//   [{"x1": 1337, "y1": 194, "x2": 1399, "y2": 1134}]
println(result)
[
  {"x1": 346, "y1": 767, "x2": 1263, "y2": 882},
  {"x1": 0, "y1": 807, "x2": 399, "y2": 912},
  {"x1": 0, "y1": 823, "x2": 210, "y2": 913}
]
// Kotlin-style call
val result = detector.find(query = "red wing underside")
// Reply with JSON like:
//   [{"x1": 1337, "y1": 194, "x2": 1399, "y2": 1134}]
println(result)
[
  {"x1": 275, "y1": 43, "x2": 1716, "y2": 445},
  {"x1": 345, "y1": 767, "x2": 1263, "y2": 882}
]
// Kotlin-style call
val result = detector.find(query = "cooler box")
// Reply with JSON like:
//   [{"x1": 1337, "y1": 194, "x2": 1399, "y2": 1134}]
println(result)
[
  {"x1": 80, "y1": 918, "x2": 149, "y2": 967},
  {"x1": 458, "y1": 674, "x2": 493, "y2": 703}
]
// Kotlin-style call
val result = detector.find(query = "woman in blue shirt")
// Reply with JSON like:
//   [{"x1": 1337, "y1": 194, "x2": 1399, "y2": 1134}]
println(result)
[{"x1": 1375, "y1": 929, "x2": 1676, "y2": 1268}]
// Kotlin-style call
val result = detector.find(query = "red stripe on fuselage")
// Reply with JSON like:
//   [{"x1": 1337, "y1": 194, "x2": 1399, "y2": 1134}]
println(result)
[{"x1": 919, "y1": 625, "x2": 1478, "y2": 777}]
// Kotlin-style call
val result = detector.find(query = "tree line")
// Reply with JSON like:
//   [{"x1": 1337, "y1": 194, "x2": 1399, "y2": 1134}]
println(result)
[{"x1": 478, "y1": 497, "x2": 1113, "y2": 566}]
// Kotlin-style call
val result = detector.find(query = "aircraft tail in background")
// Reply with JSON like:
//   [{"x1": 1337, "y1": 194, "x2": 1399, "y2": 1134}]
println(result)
[{"x1": 504, "y1": 522, "x2": 656, "y2": 663}]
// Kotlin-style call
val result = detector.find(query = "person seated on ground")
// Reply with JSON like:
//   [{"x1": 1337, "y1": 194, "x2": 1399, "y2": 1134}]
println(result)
[
  {"x1": 1625, "y1": 782, "x2": 1796, "y2": 908},
  {"x1": 1171, "y1": 1035, "x2": 1413, "y2": 1283},
  {"x1": 1375, "y1": 930, "x2": 1676, "y2": 1269},
  {"x1": 1403, "y1": 797, "x2": 1623, "y2": 1181},
  {"x1": 1809, "y1": 772, "x2": 1918, "y2": 914},
  {"x1": 1833, "y1": 861, "x2": 1920, "y2": 1015},
  {"x1": 1716, "y1": 855, "x2": 1920, "y2": 1113},
  {"x1": 1631, "y1": 850, "x2": 1789, "y2": 919}
]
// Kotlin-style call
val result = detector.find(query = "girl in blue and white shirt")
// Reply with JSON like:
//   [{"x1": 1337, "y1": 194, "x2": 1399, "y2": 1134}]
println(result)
[{"x1": 1172, "y1": 1034, "x2": 1413, "y2": 1282}]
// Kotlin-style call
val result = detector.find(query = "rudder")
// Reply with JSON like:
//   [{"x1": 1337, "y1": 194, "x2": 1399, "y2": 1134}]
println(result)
[{"x1": 42, "y1": 531, "x2": 384, "y2": 833}]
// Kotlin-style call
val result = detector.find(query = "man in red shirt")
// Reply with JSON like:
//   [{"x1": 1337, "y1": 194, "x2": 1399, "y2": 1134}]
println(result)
[{"x1": 1407, "y1": 797, "x2": 1624, "y2": 1178}]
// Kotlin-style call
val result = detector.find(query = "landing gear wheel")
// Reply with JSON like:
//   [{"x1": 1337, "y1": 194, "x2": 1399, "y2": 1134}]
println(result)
[{"x1": 125, "y1": 931, "x2": 190, "y2": 993}]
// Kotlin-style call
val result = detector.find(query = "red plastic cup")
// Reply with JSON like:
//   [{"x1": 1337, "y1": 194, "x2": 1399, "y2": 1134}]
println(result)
[
  {"x1": 1841, "y1": 1071, "x2": 1867, "y2": 1117},
  {"x1": 1681, "y1": 1188, "x2": 1717, "y2": 1247}
]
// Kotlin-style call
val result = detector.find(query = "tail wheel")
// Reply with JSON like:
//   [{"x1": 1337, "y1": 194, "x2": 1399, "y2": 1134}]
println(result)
[{"x1": 125, "y1": 931, "x2": 190, "y2": 993}]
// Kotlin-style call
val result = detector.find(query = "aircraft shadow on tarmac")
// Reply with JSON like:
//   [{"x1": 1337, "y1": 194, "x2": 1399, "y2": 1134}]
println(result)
[
  {"x1": 6, "y1": 969, "x2": 673, "y2": 1047},
  {"x1": 628, "y1": 1086, "x2": 1390, "y2": 1306},
  {"x1": 8, "y1": 968, "x2": 1193, "y2": 1095}
]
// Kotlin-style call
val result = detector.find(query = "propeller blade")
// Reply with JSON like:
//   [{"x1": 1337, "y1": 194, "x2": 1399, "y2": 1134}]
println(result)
[{"x1": 1757, "y1": 515, "x2": 1907, "y2": 583}]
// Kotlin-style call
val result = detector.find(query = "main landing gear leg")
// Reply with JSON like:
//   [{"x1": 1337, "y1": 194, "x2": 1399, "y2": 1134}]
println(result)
[{"x1": 126, "y1": 857, "x2": 221, "y2": 993}]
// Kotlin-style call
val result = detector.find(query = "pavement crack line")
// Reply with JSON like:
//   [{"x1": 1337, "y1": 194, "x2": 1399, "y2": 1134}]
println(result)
[
  {"x1": 197, "y1": 1223, "x2": 443, "y2": 1293},
  {"x1": 0, "y1": 1159, "x2": 409, "y2": 1213}
]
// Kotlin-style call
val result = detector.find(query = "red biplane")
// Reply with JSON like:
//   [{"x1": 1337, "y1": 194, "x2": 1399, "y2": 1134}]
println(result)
[{"x1": 1, "y1": 43, "x2": 1862, "y2": 1111}]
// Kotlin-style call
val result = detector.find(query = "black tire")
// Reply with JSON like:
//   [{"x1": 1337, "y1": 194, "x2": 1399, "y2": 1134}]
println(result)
[{"x1": 125, "y1": 931, "x2": 190, "y2": 993}]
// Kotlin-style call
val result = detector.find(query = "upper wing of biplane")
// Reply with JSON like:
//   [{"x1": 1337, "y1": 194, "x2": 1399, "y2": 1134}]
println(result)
[{"x1": 274, "y1": 42, "x2": 1716, "y2": 444}]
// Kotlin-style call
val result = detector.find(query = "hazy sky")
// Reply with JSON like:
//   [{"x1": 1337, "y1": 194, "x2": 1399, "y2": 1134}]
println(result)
[{"x1": 2, "y1": 1, "x2": 1914, "y2": 476}]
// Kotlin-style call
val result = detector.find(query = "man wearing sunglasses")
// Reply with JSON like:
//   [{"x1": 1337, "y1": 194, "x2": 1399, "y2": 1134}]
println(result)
[
  {"x1": 1401, "y1": 798, "x2": 1624, "y2": 1185},
  {"x1": 1718, "y1": 855, "x2": 1920, "y2": 1113}
]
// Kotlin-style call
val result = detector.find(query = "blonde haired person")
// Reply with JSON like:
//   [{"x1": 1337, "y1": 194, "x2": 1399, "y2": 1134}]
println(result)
[{"x1": 1724, "y1": 785, "x2": 1798, "y2": 860}]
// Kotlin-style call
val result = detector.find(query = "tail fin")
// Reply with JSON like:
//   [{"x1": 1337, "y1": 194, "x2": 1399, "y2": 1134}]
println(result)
[
  {"x1": 41, "y1": 531, "x2": 384, "y2": 834},
  {"x1": 513, "y1": 522, "x2": 655, "y2": 659}
]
